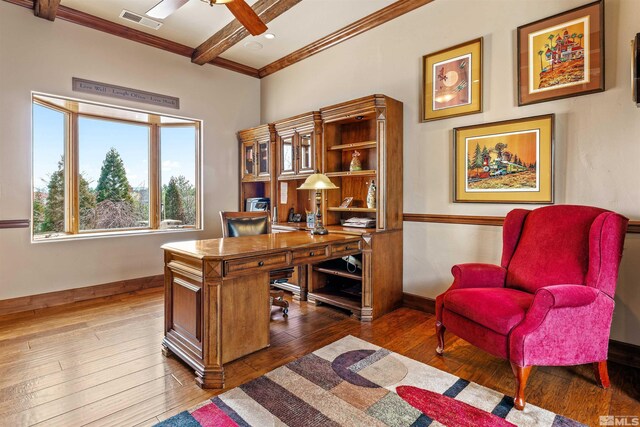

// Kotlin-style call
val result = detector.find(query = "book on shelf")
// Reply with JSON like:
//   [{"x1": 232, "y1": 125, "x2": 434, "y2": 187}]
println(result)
[{"x1": 343, "y1": 217, "x2": 376, "y2": 228}]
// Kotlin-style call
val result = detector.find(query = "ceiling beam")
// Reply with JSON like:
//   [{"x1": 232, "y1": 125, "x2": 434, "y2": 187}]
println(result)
[
  {"x1": 191, "y1": 0, "x2": 301, "y2": 66},
  {"x1": 34, "y1": 0, "x2": 59, "y2": 21},
  {"x1": 2, "y1": 0, "x2": 260, "y2": 78},
  {"x1": 258, "y1": 0, "x2": 434, "y2": 78}
]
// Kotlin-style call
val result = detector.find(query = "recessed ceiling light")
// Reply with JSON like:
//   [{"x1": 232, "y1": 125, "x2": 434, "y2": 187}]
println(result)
[
  {"x1": 243, "y1": 41, "x2": 263, "y2": 50},
  {"x1": 264, "y1": 33, "x2": 276, "y2": 40}
]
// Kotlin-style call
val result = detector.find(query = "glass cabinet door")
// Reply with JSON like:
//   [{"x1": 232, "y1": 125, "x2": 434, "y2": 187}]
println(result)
[
  {"x1": 298, "y1": 133, "x2": 314, "y2": 174},
  {"x1": 243, "y1": 142, "x2": 255, "y2": 178},
  {"x1": 257, "y1": 140, "x2": 270, "y2": 177},
  {"x1": 280, "y1": 136, "x2": 295, "y2": 176}
]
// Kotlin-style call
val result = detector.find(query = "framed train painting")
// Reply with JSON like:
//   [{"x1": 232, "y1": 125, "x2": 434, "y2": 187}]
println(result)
[
  {"x1": 454, "y1": 114, "x2": 554, "y2": 204},
  {"x1": 517, "y1": 0, "x2": 604, "y2": 106},
  {"x1": 422, "y1": 38, "x2": 482, "y2": 121}
]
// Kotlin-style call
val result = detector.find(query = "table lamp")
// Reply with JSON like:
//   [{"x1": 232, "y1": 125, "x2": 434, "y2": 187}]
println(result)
[{"x1": 297, "y1": 172, "x2": 338, "y2": 235}]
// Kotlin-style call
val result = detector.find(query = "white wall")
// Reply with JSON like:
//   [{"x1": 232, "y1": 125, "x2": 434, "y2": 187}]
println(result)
[
  {"x1": 260, "y1": 0, "x2": 640, "y2": 345},
  {"x1": 0, "y1": 3, "x2": 260, "y2": 300}
]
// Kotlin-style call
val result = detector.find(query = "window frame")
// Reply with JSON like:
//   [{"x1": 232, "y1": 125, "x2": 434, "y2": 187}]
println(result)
[{"x1": 31, "y1": 93, "x2": 203, "y2": 241}]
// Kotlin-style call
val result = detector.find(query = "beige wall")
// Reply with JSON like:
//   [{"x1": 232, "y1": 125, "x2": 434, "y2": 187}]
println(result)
[
  {"x1": 260, "y1": 0, "x2": 640, "y2": 345},
  {"x1": 0, "y1": 3, "x2": 259, "y2": 300}
]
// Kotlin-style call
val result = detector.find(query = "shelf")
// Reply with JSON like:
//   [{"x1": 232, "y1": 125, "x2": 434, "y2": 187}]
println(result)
[
  {"x1": 313, "y1": 266, "x2": 362, "y2": 281},
  {"x1": 325, "y1": 170, "x2": 376, "y2": 178},
  {"x1": 328, "y1": 207, "x2": 376, "y2": 213},
  {"x1": 309, "y1": 287, "x2": 361, "y2": 312},
  {"x1": 329, "y1": 141, "x2": 377, "y2": 151}
]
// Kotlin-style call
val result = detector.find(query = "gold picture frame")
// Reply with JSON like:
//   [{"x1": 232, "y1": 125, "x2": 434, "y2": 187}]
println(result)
[
  {"x1": 517, "y1": 0, "x2": 604, "y2": 106},
  {"x1": 454, "y1": 114, "x2": 555, "y2": 204},
  {"x1": 422, "y1": 38, "x2": 483, "y2": 122}
]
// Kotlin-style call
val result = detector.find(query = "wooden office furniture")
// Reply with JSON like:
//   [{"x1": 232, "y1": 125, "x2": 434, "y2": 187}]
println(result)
[
  {"x1": 308, "y1": 95, "x2": 403, "y2": 320},
  {"x1": 219, "y1": 210, "x2": 289, "y2": 316},
  {"x1": 236, "y1": 94, "x2": 403, "y2": 321},
  {"x1": 238, "y1": 124, "x2": 276, "y2": 212},
  {"x1": 161, "y1": 232, "x2": 361, "y2": 388}
]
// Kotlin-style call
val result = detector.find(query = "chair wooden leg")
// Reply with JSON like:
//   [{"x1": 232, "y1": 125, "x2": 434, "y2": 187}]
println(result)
[
  {"x1": 435, "y1": 321, "x2": 445, "y2": 355},
  {"x1": 593, "y1": 360, "x2": 611, "y2": 388},
  {"x1": 510, "y1": 362, "x2": 532, "y2": 410}
]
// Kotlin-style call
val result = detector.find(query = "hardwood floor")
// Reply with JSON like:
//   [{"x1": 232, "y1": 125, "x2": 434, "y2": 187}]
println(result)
[{"x1": 0, "y1": 288, "x2": 637, "y2": 426}]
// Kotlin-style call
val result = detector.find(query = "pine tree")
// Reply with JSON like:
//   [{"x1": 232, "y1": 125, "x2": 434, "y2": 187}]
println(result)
[
  {"x1": 164, "y1": 177, "x2": 185, "y2": 223},
  {"x1": 173, "y1": 175, "x2": 196, "y2": 225},
  {"x1": 42, "y1": 159, "x2": 65, "y2": 232},
  {"x1": 472, "y1": 143, "x2": 483, "y2": 177},
  {"x1": 79, "y1": 174, "x2": 97, "y2": 230},
  {"x1": 95, "y1": 148, "x2": 133, "y2": 204},
  {"x1": 32, "y1": 192, "x2": 46, "y2": 233}
]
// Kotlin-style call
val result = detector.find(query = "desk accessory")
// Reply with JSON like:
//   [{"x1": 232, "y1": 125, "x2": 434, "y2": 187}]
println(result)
[{"x1": 298, "y1": 172, "x2": 339, "y2": 235}]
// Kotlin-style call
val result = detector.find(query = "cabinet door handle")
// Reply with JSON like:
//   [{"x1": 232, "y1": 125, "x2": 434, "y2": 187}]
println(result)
[
  {"x1": 258, "y1": 261, "x2": 264, "y2": 267},
  {"x1": 309, "y1": 251, "x2": 315, "y2": 256}
]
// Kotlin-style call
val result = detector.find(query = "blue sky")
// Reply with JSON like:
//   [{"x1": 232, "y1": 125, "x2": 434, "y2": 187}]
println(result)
[{"x1": 33, "y1": 103, "x2": 196, "y2": 191}]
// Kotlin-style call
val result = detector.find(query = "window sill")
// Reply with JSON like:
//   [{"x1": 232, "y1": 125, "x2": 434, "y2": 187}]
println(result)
[{"x1": 31, "y1": 227, "x2": 203, "y2": 244}]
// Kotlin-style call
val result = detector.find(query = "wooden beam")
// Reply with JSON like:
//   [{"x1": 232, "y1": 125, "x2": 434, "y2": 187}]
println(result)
[
  {"x1": 34, "y1": 0, "x2": 59, "y2": 21},
  {"x1": 192, "y1": 0, "x2": 301, "y2": 65},
  {"x1": 1, "y1": 0, "x2": 260, "y2": 78},
  {"x1": 258, "y1": 0, "x2": 434, "y2": 78},
  {"x1": 402, "y1": 213, "x2": 640, "y2": 233}
]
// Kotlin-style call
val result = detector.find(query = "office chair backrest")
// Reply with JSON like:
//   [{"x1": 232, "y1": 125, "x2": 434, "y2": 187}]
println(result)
[{"x1": 220, "y1": 211, "x2": 271, "y2": 238}]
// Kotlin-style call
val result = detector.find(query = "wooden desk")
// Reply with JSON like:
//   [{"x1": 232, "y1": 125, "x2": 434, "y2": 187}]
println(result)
[{"x1": 161, "y1": 231, "x2": 362, "y2": 388}]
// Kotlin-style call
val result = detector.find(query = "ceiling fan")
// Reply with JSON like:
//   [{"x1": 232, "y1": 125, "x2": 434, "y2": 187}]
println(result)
[{"x1": 146, "y1": 0, "x2": 268, "y2": 36}]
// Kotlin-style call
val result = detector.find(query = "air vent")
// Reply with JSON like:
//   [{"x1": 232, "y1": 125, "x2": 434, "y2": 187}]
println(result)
[{"x1": 119, "y1": 10, "x2": 163, "y2": 30}]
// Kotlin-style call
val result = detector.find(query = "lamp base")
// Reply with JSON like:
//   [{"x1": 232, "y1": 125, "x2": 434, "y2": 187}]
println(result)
[{"x1": 311, "y1": 226, "x2": 329, "y2": 235}]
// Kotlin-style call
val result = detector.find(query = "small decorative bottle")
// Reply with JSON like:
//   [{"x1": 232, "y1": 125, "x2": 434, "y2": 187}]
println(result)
[
  {"x1": 349, "y1": 150, "x2": 362, "y2": 171},
  {"x1": 367, "y1": 179, "x2": 376, "y2": 209}
]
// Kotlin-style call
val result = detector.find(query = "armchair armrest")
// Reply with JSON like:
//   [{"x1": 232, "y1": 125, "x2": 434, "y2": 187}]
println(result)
[
  {"x1": 450, "y1": 263, "x2": 507, "y2": 290},
  {"x1": 509, "y1": 285, "x2": 606, "y2": 366},
  {"x1": 535, "y1": 284, "x2": 599, "y2": 309}
]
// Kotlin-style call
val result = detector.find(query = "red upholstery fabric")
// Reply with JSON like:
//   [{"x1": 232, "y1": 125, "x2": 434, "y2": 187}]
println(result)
[
  {"x1": 510, "y1": 291, "x2": 614, "y2": 366},
  {"x1": 442, "y1": 309, "x2": 509, "y2": 359},
  {"x1": 450, "y1": 263, "x2": 507, "y2": 290},
  {"x1": 436, "y1": 205, "x2": 628, "y2": 370},
  {"x1": 443, "y1": 288, "x2": 533, "y2": 335},
  {"x1": 506, "y1": 205, "x2": 607, "y2": 293},
  {"x1": 501, "y1": 209, "x2": 529, "y2": 268},
  {"x1": 586, "y1": 212, "x2": 629, "y2": 298}
]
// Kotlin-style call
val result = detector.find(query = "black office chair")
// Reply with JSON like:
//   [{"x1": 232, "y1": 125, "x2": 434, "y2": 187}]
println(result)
[{"x1": 220, "y1": 211, "x2": 290, "y2": 316}]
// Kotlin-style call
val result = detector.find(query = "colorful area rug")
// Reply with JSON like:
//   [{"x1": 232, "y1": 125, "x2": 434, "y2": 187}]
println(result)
[{"x1": 157, "y1": 335, "x2": 585, "y2": 427}]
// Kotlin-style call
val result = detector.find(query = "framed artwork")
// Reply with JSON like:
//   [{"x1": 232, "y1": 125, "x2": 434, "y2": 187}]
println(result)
[
  {"x1": 422, "y1": 38, "x2": 482, "y2": 121},
  {"x1": 517, "y1": 0, "x2": 604, "y2": 106},
  {"x1": 633, "y1": 33, "x2": 639, "y2": 106},
  {"x1": 454, "y1": 114, "x2": 554, "y2": 204}
]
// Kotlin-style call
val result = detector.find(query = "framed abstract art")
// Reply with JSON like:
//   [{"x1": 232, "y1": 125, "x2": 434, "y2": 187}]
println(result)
[
  {"x1": 422, "y1": 38, "x2": 482, "y2": 121},
  {"x1": 517, "y1": 0, "x2": 604, "y2": 106}
]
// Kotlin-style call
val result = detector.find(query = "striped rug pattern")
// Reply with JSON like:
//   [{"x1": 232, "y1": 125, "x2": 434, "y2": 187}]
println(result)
[{"x1": 156, "y1": 335, "x2": 585, "y2": 427}]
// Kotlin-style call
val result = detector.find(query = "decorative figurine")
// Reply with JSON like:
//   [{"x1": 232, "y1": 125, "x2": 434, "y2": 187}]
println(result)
[
  {"x1": 349, "y1": 150, "x2": 362, "y2": 171},
  {"x1": 367, "y1": 179, "x2": 376, "y2": 209}
]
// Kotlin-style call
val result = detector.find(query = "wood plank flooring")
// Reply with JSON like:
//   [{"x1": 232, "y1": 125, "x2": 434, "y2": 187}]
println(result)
[{"x1": 0, "y1": 287, "x2": 637, "y2": 426}]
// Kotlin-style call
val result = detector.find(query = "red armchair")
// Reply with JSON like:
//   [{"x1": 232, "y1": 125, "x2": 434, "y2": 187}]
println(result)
[{"x1": 435, "y1": 205, "x2": 628, "y2": 410}]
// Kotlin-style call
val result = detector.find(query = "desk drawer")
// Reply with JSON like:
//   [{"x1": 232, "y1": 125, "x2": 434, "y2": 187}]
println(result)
[
  {"x1": 330, "y1": 240, "x2": 361, "y2": 256},
  {"x1": 224, "y1": 253, "x2": 289, "y2": 276},
  {"x1": 292, "y1": 245, "x2": 329, "y2": 263}
]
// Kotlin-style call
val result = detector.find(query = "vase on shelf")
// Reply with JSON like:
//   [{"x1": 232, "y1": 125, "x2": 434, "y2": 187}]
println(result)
[
  {"x1": 349, "y1": 150, "x2": 362, "y2": 171},
  {"x1": 366, "y1": 179, "x2": 376, "y2": 209}
]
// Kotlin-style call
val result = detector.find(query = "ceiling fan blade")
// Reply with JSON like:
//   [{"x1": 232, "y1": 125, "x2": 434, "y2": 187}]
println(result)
[
  {"x1": 225, "y1": 0, "x2": 268, "y2": 36},
  {"x1": 146, "y1": 0, "x2": 189, "y2": 19}
]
